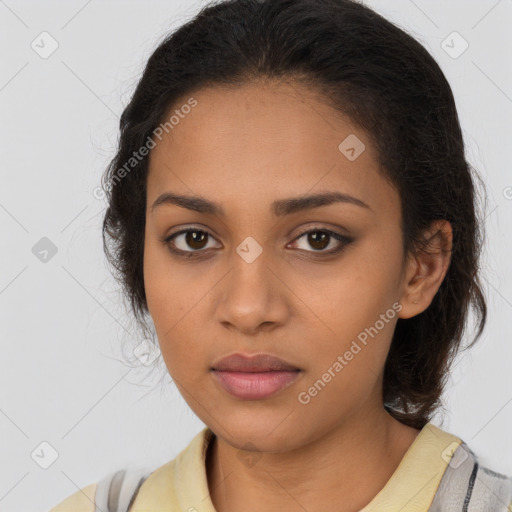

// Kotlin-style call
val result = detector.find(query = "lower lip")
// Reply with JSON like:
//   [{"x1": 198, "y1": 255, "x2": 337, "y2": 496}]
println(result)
[{"x1": 211, "y1": 370, "x2": 301, "y2": 399}]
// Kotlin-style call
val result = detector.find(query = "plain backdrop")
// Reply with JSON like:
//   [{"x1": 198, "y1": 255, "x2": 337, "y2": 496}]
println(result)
[{"x1": 0, "y1": 0, "x2": 511, "y2": 510}]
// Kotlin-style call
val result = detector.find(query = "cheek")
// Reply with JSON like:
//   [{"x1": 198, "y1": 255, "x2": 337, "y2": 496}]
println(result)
[
  {"x1": 293, "y1": 239, "x2": 402, "y2": 378},
  {"x1": 296, "y1": 244, "x2": 401, "y2": 328},
  {"x1": 143, "y1": 231, "x2": 214, "y2": 377},
  {"x1": 143, "y1": 232, "x2": 173, "y2": 322},
  {"x1": 143, "y1": 233, "x2": 184, "y2": 364},
  {"x1": 340, "y1": 230, "x2": 403, "y2": 311},
  {"x1": 143, "y1": 223, "x2": 197, "y2": 319}
]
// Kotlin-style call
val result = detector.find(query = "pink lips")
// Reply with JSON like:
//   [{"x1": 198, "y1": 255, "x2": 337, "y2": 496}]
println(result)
[{"x1": 211, "y1": 353, "x2": 302, "y2": 400}]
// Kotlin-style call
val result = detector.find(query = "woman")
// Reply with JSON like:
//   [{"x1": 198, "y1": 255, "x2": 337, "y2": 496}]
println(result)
[{"x1": 49, "y1": 0, "x2": 512, "y2": 510}]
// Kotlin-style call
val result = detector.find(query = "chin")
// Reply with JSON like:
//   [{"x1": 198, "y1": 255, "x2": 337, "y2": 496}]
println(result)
[{"x1": 208, "y1": 409, "x2": 306, "y2": 452}]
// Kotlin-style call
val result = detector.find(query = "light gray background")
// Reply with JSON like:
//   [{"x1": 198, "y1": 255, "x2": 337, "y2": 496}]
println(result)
[{"x1": 0, "y1": 1, "x2": 511, "y2": 510}]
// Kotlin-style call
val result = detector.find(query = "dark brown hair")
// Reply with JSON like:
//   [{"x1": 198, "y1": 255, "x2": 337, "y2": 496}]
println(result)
[{"x1": 101, "y1": 0, "x2": 488, "y2": 429}]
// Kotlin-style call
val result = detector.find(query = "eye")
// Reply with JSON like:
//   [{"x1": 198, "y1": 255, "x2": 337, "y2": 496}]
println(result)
[
  {"x1": 289, "y1": 228, "x2": 353, "y2": 255},
  {"x1": 162, "y1": 227, "x2": 220, "y2": 255},
  {"x1": 162, "y1": 226, "x2": 353, "y2": 258}
]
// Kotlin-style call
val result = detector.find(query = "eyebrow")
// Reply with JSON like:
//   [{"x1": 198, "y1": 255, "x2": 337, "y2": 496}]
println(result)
[{"x1": 150, "y1": 191, "x2": 371, "y2": 217}]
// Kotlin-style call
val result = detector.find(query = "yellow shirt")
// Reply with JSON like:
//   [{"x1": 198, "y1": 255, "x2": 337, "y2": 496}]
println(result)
[{"x1": 48, "y1": 422, "x2": 463, "y2": 512}]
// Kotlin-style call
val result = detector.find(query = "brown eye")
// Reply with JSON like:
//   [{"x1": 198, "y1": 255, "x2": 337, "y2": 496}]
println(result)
[
  {"x1": 162, "y1": 226, "x2": 353, "y2": 259},
  {"x1": 306, "y1": 231, "x2": 330, "y2": 251},
  {"x1": 291, "y1": 228, "x2": 352, "y2": 254},
  {"x1": 164, "y1": 228, "x2": 220, "y2": 254},
  {"x1": 184, "y1": 230, "x2": 208, "y2": 250}
]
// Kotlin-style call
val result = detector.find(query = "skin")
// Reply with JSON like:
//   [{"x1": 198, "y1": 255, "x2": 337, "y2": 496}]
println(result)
[{"x1": 143, "y1": 78, "x2": 453, "y2": 512}]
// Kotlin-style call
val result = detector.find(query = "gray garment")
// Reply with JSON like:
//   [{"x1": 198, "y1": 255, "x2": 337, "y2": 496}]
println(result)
[
  {"x1": 94, "y1": 468, "x2": 149, "y2": 512},
  {"x1": 429, "y1": 442, "x2": 512, "y2": 512}
]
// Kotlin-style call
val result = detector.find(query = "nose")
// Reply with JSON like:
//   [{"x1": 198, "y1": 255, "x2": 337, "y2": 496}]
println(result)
[{"x1": 213, "y1": 245, "x2": 290, "y2": 335}]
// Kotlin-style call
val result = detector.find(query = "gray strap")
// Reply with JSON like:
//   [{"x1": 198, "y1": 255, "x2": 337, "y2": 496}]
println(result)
[
  {"x1": 116, "y1": 470, "x2": 148, "y2": 512},
  {"x1": 94, "y1": 468, "x2": 149, "y2": 512},
  {"x1": 108, "y1": 470, "x2": 126, "y2": 511},
  {"x1": 94, "y1": 471, "x2": 116, "y2": 512},
  {"x1": 466, "y1": 465, "x2": 512, "y2": 512},
  {"x1": 429, "y1": 442, "x2": 512, "y2": 511}
]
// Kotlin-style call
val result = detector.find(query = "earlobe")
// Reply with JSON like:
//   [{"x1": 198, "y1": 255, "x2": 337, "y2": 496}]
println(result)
[{"x1": 398, "y1": 220, "x2": 453, "y2": 319}]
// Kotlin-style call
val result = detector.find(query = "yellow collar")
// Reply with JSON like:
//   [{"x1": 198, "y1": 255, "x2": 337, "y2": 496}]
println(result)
[
  {"x1": 131, "y1": 422, "x2": 461, "y2": 512},
  {"x1": 360, "y1": 422, "x2": 462, "y2": 511}
]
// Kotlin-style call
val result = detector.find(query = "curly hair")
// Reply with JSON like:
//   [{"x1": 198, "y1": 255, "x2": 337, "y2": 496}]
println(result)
[{"x1": 101, "y1": 0, "x2": 488, "y2": 429}]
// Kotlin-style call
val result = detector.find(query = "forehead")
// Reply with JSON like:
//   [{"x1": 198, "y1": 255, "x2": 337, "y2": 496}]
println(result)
[{"x1": 147, "y1": 80, "x2": 397, "y2": 217}]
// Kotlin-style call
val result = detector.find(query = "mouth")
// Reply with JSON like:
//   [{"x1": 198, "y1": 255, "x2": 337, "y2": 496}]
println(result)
[
  {"x1": 210, "y1": 352, "x2": 300, "y2": 372},
  {"x1": 210, "y1": 353, "x2": 302, "y2": 400},
  {"x1": 211, "y1": 369, "x2": 302, "y2": 400}
]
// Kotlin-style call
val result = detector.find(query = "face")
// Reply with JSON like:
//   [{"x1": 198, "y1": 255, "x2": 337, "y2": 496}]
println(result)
[{"x1": 143, "y1": 79, "x2": 412, "y2": 452}]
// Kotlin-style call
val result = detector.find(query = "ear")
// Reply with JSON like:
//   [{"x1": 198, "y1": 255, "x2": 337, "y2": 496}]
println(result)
[{"x1": 398, "y1": 219, "x2": 453, "y2": 319}]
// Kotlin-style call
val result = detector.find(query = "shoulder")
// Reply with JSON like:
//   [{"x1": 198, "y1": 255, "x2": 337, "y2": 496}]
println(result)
[
  {"x1": 129, "y1": 459, "x2": 182, "y2": 511},
  {"x1": 46, "y1": 462, "x2": 178, "y2": 512},
  {"x1": 130, "y1": 428, "x2": 213, "y2": 511},
  {"x1": 47, "y1": 465, "x2": 152, "y2": 512},
  {"x1": 47, "y1": 428, "x2": 211, "y2": 512},
  {"x1": 47, "y1": 482, "x2": 97, "y2": 512},
  {"x1": 430, "y1": 434, "x2": 512, "y2": 512}
]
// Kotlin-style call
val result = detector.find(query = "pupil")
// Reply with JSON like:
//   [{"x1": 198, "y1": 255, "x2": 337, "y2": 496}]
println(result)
[
  {"x1": 309, "y1": 231, "x2": 329, "y2": 250},
  {"x1": 186, "y1": 230, "x2": 207, "y2": 250}
]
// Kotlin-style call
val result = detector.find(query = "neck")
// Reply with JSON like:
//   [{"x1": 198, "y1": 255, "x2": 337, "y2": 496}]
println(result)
[{"x1": 206, "y1": 407, "x2": 421, "y2": 512}]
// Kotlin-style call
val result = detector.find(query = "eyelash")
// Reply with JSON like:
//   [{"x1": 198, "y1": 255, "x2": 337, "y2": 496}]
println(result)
[{"x1": 161, "y1": 226, "x2": 353, "y2": 259}]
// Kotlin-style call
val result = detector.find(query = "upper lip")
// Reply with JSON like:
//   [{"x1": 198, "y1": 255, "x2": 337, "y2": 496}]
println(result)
[{"x1": 211, "y1": 353, "x2": 300, "y2": 372}]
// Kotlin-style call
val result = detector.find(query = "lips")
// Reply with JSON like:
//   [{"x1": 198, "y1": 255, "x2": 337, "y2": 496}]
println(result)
[
  {"x1": 210, "y1": 352, "x2": 300, "y2": 372},
  {"x1": 210, "y1": 353, "x2": 302, "y2": 400}
]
